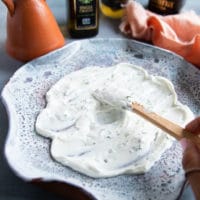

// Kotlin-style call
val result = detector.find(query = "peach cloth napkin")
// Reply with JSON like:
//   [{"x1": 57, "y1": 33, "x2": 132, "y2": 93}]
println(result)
[{"x1": 120, "y1": 1, "x2": 200, "y2": 68}]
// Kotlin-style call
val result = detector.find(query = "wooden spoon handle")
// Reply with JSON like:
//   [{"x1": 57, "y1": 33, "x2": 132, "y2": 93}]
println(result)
[{"x1": 131, "y1": 102, "x2": 200, "y2": 146}]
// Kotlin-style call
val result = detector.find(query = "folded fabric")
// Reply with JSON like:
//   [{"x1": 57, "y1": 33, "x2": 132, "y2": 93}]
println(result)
[{"x1": 120, "y1": 1, "x2": 200, "y2": 69}]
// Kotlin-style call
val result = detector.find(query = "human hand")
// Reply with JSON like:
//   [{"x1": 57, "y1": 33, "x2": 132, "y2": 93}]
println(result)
[
  {"x1": 182, "y1": 117, "x2": 200, "y2": 170},
  {"x1": 181, "y1": 117, "x2": 200, "y2": 200}
]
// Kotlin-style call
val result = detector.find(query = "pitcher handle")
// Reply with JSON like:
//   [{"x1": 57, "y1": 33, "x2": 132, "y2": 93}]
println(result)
[{"x1": 2, "y1": 0, "x2": 15, "y2": 16}]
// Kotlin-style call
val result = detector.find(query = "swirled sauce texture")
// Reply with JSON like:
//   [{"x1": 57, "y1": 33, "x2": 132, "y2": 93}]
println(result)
[{"x1": 36, "y1": 63, "x2": 193, "y2": 178}]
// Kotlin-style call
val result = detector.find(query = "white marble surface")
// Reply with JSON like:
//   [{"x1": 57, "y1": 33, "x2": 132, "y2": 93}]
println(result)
[{"x1": 0, "y1": 0, "x2": 199, "y2": 199}]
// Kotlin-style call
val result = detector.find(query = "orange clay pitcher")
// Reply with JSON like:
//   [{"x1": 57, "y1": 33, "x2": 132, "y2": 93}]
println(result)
[{"x1": 2, "y1": 0, "x2": 65, "y2": 62}]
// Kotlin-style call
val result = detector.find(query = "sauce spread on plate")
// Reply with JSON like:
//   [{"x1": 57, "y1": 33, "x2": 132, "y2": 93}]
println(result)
[{"x1": 35, "y1": 63, "x2": 193, "y2": 178}]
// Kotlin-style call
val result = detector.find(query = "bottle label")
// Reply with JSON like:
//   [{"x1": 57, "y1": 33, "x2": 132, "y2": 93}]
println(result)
[
  {"x1": 75, "y1": 0, "x2": 98, "y2": 30},
  {"x1": 149, "y1": 0, "x2": 175, "y2": 12}
]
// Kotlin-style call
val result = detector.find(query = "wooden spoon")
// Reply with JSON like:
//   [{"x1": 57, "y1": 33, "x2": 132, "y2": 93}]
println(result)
[
  {"x1": 93, "y1": 88, "x2": 200, "y2": 146},
  {"x1": 131, "y1": 102, "x2": 200, "y2": 146}
]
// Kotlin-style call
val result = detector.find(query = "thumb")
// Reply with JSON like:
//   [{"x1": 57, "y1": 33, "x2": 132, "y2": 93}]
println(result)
[
  {"x1": 185, "y1": 117, "x2": 200, "y2": 135},
  {"x1": 181, "y1": 138, "x2": 200, "y2": 170}
]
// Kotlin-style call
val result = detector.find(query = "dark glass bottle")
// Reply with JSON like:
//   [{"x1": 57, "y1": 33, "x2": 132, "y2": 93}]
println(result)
[
  {"x1": 148, "y1": 0, "x2": 186, "y2": 15},
  {"x1": 68, "y1": 0, "x2": 99, "y2": 38}
]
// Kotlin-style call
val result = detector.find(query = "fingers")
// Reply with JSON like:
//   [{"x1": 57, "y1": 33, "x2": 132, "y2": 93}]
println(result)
[
  {"x1": 181, "y1": 117, "x2": 200, "y2": 170},
  {"x1": 182, "y1": 139, "x2": 200, "y2": 170},
  {"x1": 185, "y1": 117, "x2": 200, "y2": 135}
]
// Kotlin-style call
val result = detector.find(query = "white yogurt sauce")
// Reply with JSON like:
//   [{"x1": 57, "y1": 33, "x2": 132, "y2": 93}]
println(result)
[{"x1": 35, "y1": 63, "x2": 194, "y2": 178}]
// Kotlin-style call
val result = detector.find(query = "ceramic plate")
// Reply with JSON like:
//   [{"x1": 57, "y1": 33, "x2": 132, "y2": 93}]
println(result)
[{"x1": 2, "y1": 38, "x2": 200, "y2": 200}]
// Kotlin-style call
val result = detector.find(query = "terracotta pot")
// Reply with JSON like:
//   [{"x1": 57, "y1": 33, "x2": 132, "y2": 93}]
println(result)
[{"x1": 2, "y1": 0, "x2": 65, "y2": 61}]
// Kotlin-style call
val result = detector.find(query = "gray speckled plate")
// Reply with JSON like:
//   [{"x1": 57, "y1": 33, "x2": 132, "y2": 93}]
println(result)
[{"x1": 1, "y1": 38, "x2": 200, "y2": 200}]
